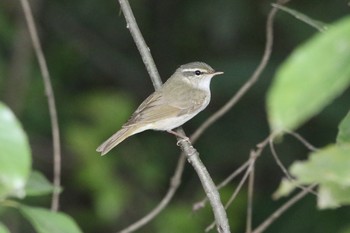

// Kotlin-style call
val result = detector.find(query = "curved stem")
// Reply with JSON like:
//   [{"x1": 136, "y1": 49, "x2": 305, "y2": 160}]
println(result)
[{"x1": 20, "y1": 0, "x2": 61, "y2": 211}]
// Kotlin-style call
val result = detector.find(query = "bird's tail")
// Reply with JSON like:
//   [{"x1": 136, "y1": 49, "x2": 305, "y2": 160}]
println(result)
[{"x1": 96, "y1": 126, "x2": 136, "y2": 155}]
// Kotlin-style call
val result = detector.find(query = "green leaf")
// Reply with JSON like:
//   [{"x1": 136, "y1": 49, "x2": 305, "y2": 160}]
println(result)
[
  {"x1": 0, "y1": 102, "x2": 31, "y2": 200},
  {"x1": 337, "y1": 111, "x2": 350, "y2": 144},
  {"x1": 20, "y1": 206, "x2": 83, "y2": 233},
  {"x1": 267, "y1": 16, "x2": 350, "y2": 133},
  {"x1": 290, "y1": 144, "x2": 350, "y2": 209},
  {"x1": 290, "y1": 145, "x2": 350, "y2": 185},
  {"x1": 272, "y1": 178, "x2": 297, "y2": 200},
  {"x1": 0, "y1": 222, "x2": 10, "y2": 233},
  {"x1": 318, "y1": 183, "x2": 350, "y2": 209},
  {"x1": 25, "y1": 171, "x2": 57, "y2": 196}
]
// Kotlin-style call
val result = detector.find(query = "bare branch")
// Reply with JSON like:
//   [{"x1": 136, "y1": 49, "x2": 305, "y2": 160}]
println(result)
[
  {"x1": 269, "y1": 137, "x2": 318, "y2": 196},
  {"x1": 117, "y1": 1, "x2": 230, "y2": 232},
  {"x1": 271, "y1": 3, "x2": 328, "y2": 32},
  {"x1": 285, "y1": 131, "x2": 319, "y2": 152},
  {"x1": 190, "y1": 0, "x2": 290, "y2": 142},
  {"x1": 193, "y1": 160, "x2": 250, "y2": 211},
  {"x1": 118, "y1": 155, "x2": 186, "y2": 233},
  {"x1": 252, "y1": 184, "x2": 317, "y2": 233},
  {"x1": 20, "y1": 0, "x2": 61, "y2": 211},
  {"x1": 177, "y1": 130, "x2": 231, "y2": 233},
  {"x1": 269, "y1": 137, "x2": 294, "y2": 181},
  {"x1": 246, "y1": 160, "x2": 255, "y2": 233},
  {"x1": 205, "y1": 136, "x2": 270, "y2": 232},
  {"x1": 118, "y1": 0, "x2": 162, "y2": 89}
]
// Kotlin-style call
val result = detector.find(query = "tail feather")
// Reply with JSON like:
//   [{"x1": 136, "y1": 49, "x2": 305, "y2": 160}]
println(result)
[{"x1": 96, "y1": 126, "x2": 135, "y2": 155}]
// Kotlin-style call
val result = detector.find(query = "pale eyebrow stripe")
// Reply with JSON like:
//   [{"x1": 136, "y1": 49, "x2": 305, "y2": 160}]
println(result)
[{"x1": 181, "y1": 68, "x2": 208, "y2": 73}]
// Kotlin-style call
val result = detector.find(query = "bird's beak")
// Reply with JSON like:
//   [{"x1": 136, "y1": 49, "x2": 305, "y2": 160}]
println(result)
[{"x1": 213, "y1": 71, "x2": 224, "y2": 76}]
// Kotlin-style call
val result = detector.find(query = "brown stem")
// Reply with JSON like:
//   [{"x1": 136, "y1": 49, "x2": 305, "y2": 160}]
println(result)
[{"x1": 20, "y1": 0, "x2": 61, "y2": 211}]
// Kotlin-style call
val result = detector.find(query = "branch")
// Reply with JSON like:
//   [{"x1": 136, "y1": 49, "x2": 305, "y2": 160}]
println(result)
[
  {"x1": 252, "y1": 184, "x2": 317, "y2": 233},
  {"x1": 177, "y1": 136, "x2": 230, "y2": 233},
  {"x1": 118, "y1": 155, "x2": 186, "y2": 233},
  {"x1": 192, "y1": 0, "x2": 290, "y2": 209},
  {"x1": 205, "y1": 161, "x2": 253, "y2": 232},
  {"x1": 246, "y1": 159, "x2": 255, "y2": 233},
  {"x1": 118, "y1": 0, "x2": 162, "y2": 89},
  {"x1": 191, "y1": 0, "x2": 291, "y2": 142},
  {"x1": 205, "y1": 138, "x2": 269, "y2": 233},
  {"x1": 285, "y1": 130, "x2": 319, "y2": 151},
  {"x1": 117, "y1": 1, "x2": 230, "y2": 232},
  {"x1": 269, "y1": 136, "x2": 319, "y2": 196},
  {"x1": 20, "y1": 0, "x2": 61, "y2": 211},
  {"x1": 193, "y1": 160, "x2": 250, "y2": 211}
]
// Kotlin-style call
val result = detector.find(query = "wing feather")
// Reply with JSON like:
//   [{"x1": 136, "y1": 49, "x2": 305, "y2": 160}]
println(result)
[{"x1": 125, "y1": 91, "x2": 182, "y2": 126}]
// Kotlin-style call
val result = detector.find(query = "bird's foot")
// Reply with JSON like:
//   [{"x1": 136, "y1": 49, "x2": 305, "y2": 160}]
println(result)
[{"x1": 167, "y1": 130, "x2": 191, "y2": 145}]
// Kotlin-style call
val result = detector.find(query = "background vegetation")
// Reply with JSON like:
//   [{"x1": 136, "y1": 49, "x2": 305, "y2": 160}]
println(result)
[{"x1": 1, "y1": 0, "x2": 350, "y2": 232}]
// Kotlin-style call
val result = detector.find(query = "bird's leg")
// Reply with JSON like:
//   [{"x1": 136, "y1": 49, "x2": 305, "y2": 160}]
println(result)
[{"x1": 167, "y1": 130, "x2": 190, "y2": 142}]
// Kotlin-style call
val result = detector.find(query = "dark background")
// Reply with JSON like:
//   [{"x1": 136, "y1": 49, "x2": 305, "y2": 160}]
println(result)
[{"x1": 1, "y1": 0, "x2": 350, "y2": 232}]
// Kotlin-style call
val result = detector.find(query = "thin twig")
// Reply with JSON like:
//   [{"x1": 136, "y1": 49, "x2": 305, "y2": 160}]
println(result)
[
  {"x1": 285, "y1": 130, "x2": 319, "y2": 151},
  {"x1": 246, "y1": 159, "x2": 255, "y2": 233},
  {"x1": 177, "y1": 130, "x2": 231, "y2": 233},
  {"x1": 20, "y1": 0, "x2": 61, "y2": 211},
  {"x1": 190, "y1": 0, "x2": 290, "y2": 143},
  {"x1": 117, "y1": 1, "x2": 230, "y2": 232},
  {"x1": 269, "y1": 137, "x2": 294, "y2": 181},
  {"x1": 205, "y1": 136, "x2": 271, "y2": 232},
  {"x1": 191, "y1": 0, "x2": 287, "y2": 213},
  {"x1": 118, "y1": 0, "x2": 162, "y2": 89},
  {"x1": 225, "y1": 159, "x2": 255, "y2": 209},
  {"x1": 271, "y1": 3, "x2": 328, "y2": 32},
  {"x1": 252, "y1": 184, "x2": 317, "y2": 233},
  {"x1": 269, "y1": 137, "x2": 318, "y2": 196},
  {"x1": 193, "y1": 160, "x2": 250, "y2": 211},
  {"x1": 176, "y1": 140, "x2": 230, "y2": 233},
  {"x1": 195, "y1": 135, "x2": 271, "y2": 213},
  {"x1": 125, "y1": 0, "x2": 289, "y2": 227},
  {"x1": 206, "y1": 151, "x2": 258, "y2": 232},
  {"x1": 118, "y1": 155, "x2": 186, "y2": 233},
  {"x1": 223, "y1": 142, "x2": 267, "y2": 208},
  {"x1": 205, "y1": 166, "x2": 251, "y2": 232},
  {"x1": 193, "y1": 0, "x2": 288, "y2": 210}
]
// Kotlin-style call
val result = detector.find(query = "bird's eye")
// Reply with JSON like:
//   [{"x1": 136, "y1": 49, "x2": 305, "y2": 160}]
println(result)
[{"x1": 194, "y1": 70, "x2": 202, "y2": 76}]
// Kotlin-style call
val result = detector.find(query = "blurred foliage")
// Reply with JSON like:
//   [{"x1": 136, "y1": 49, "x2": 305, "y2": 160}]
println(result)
[
  {"x1": 337, "y1": 111, "x2": 350, "y2": 144},
  {"x1": 0, "y1": 102, "x2": 83, "y2": 232},
  {"x1": 1, "y1": 0, "x2": 350, "y2": 232},
  {"x1": 291, "y1": 145, "x2": 350, "y2": 209},
  {"x1": 267, "y1": 16, "x2": 350, "y2": 133},
  {"x1": 20, "y1": 205, "x2": 82, "y2": 233},
  {"x1": 0, "y1": 103, "x2": 31, "y2": 200},
  {"x1": 0, "y1": 222, "x2": 10, "y2": 233}
]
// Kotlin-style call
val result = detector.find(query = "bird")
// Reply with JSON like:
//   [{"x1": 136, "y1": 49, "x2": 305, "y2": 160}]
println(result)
[{"x1": 96, "y1": 62, "x2": 223, "y2": 155}]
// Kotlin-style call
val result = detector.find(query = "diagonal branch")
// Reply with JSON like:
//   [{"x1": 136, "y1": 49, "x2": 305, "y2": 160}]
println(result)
[
  {"x1": 190, "y1": 0, "x2": 291, "y2": 143},
  {"x1": 20, "y1": 0, "x2": 61, "y2": 211},
  {"x1": 252, "y1": 184, "x2": 317, "y2": 233},
  {"x1": 117, "y1": 0, "x2": 230, "y2": 232},
  {"x1": 118, "y1": 155, "x2": 186, "y2": 233},
  {"x1": 118, "y1": 0, "x2": 162, "y2": 89}
]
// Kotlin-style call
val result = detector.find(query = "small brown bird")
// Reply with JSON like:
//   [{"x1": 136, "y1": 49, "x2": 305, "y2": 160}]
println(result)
[{"x1": 96, "y1": 62, "x2": 223, "y2": 155}]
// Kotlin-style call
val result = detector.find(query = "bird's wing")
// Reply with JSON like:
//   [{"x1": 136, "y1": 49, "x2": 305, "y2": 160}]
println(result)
[
  {"x1": 124, "y1": 87, "x2": 207, "y2": 127},
  {"x1": 125, "y1": 91, "x2": 183, "y2": 126}
]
